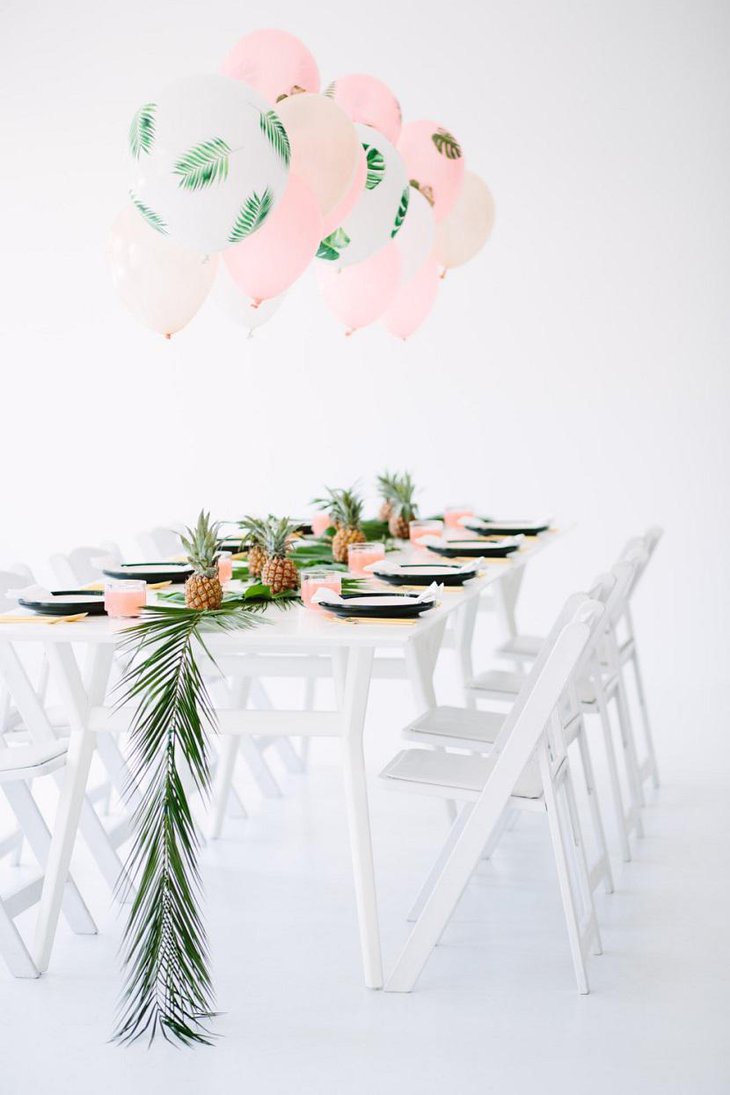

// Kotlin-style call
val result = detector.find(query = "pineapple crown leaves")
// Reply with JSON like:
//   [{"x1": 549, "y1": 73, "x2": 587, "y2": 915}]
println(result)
[
  {"x1": 390, "y1": 471, "x2": 420, "y2": 519},
  {"x1": 261, "y1": 516, "x2": 300, "y2": 558},
  {"x1": 180, "y1": 511, "x2": 221, "y2": 577},
  {"x1": 376, "y1": 469, "x2": 401, "y2": 501},
  {"x1": 239, "y1": 515, "x2": 271, "y2": 547},
  {"x1": 129, "y1": 102, "x2": 157, "y2": 159},
  {"x1": 314, "y1": 485, "x2": 364, "y2": 529},
  {"x1": 173, "y1": 138, "x2": 231, "y2": 191}
]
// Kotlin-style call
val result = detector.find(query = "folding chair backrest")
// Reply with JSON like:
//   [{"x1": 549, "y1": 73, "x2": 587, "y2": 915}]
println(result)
[
  {"x1": 49, "y1": 544, "x2": 122, "y2": 587},
  {"x1": 0, "y1": 570, "x2": 32, "y2": 613}
]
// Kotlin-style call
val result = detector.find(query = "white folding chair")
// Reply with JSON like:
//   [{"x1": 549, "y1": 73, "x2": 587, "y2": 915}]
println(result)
[
  {"x1": 0, "y1": 740, "x2": 97, "y2": 977},
  {"x1": 380, "y1": 594, "x2": 605, "y2": 995},
  {"x1": 48, "y1": 542, "x2": 123, "y2": 588},
  {"x1": 136, "y1": 526, "x2": 183, "y2": 561}
]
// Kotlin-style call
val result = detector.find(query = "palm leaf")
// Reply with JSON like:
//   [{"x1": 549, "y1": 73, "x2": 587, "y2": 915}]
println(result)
[
  {"x1": 391, "y1": 187, "x2": 410, "y2": 238},
  {"x1": 363, "y1": 144, "x2": 385, "y2": 190},
  {"x1": 316, "y1": 227, "x2": 350, "y2": 261},
  {"x1": 173, "y1": 138, "x2": 231, "y2": 191},
  {"x1": 129, "y1": 103, "x2": 157, "y2": 159},
  {"x1": 323, "y1": 81, "x2": 336, "y2": 99},
  {"x1": 129, "y1": 190, "x2": 168, "y2": 235},
  {"x1": 112, "y1": 602, "x2": 261, "y2": 1046},
  {"x1": 228, "y1": 188, "x2": 273, "y2": 243},
  {"x1": 259, "y1": 109, "x2": 291, "y2": 167},
  {"x1": 431, "y1": 128, "x2": 462, "y2": 160}
]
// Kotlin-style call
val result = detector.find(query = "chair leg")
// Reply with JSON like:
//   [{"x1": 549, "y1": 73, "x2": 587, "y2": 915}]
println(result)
[
  {"x1": 2, "y1": 782, "x2": 96, "y2": 935},
  {"x1": 407, "y1": 803, "x2": 474, "y2": 922},
  {"x1": 543, "y1": 781, "x2": 590, "y2": 994},
  {"x1": 613, "y1": 679, "x2": 645, "y2": 830},
  {"x1": 480, "y1": 803, "x2": 513, "y2": 860},
  {"x1": 209, "y1": 736, "x2": 244, "y2": 839},
  {"x1": 596, "y1": 702, "x2": 632, "y2": 862},
  {"x1": 561, "y1": 771, "x2": 602, "y2": 956},
  {"x1": 576, "y1": 728, "x2": 614, "y2": 894},
  {"x1": 0, "y1": 902, "x2": 39, "y2": 978},
  {"x1": 630, "y1": 648, "x2": 660, "y2": 789}
]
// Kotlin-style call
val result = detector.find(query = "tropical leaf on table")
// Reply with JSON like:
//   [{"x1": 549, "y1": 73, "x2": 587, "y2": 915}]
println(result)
[
  {"x1": 391, "y1": 187, "x2": 410, "y2": 238},
  {"x1": 129, "y1": 103, "x2": 157, "y2": 159},
  {"x1": 410, "y1": 178, "x2": 435, "y2": 207},
  {"x1": 431, "y1": 128, "x2": 462, "y2": 160},
  {"x1": 316, "y1": 226, "x2": 350, "y2": 261},
  {"x1": 112, "y1": 602, "x2": 262, "y2": 1046},
  {"x1": 228, "y1": 187, "x2": 273, "y2": 243},
  {"x1": 173, "y1": 138, "x2": 231, "y2": 191},
  {"x1": 363, "y1": 144, "x2": 385, "y2": 190},
  {"x1": 129, "y1": 190, "x2": 168, "y2": 235},
  {"x1": 259, "y1": 109, "x2": 291, "y2": 167}
]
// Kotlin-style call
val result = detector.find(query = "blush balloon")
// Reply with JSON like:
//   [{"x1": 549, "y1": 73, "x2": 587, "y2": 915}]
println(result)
[
  {"x1": 221, "y1": 29, "x2": 319, "y2": 104},
  {"x1": 224, "y1": 173, "x2": 322, "y2": 303},
  {"x1": 397, "y1": 119, "x2": 465, "y2": 222},
  {"x1": 434, "y1": 171, "x2": 496, "y2": 269},
  {"x1": 382, "y1": 257, "x2": 440, "y2": 340},
  {"x1": 328, "y1": 73, "x2": 402, "y2": 144},
  {"x1": 317, "y1": 241, "x2": 401, "y2": 333}
]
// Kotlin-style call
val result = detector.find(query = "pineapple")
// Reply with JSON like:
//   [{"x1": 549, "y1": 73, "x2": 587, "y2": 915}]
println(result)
[
  {"x1": 376, "y1": 470, "x2": 399, "y2": 522},
  {"x1": 329, "y1": 486, "x2": 366, "y2": 563},
  {"x1": 388, "y1": 472, "x2": 419, "y2": 539},
  {"x1": 240, "y1": 516, "x2": 269, "y2": 579},
  {"x1": 260, "y1": 517, "x2": 300, "y2": 594},
  {"x1": 181, "y1": 511, "x2": 223, "y2": 611}
]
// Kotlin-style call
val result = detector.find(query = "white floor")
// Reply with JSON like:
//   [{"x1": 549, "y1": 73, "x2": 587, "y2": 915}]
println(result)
[{"x1": 1, "y1": 658, "x2": 728, "y2": 1094}]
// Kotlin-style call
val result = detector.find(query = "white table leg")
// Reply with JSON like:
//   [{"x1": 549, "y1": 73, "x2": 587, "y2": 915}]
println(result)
[{"x1": 339, "y1": 646, "x2": 382, "y2": 989}]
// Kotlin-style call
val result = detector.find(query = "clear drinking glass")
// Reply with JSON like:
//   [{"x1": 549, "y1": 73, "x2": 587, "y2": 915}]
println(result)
[
  {"x1": 408, "y1": 519, "x2": 444, "y2": 545},
  {"x1": 347, "y1": 541, "x2": 386, "y2": 576},
  {"x1": 300, "y1": 569, "x2": 342, "y2": 610},
  {"x1": 104, "y1": 579, "x2": 146, "y2": 619}
]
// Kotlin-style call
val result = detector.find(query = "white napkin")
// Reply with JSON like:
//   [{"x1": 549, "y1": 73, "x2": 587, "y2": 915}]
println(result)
[
  {"x1": 8, "y1": 584, "x2": 54, "y2": 603},
  {"x1": 312, "y1": 581, "x2": 441, "y2": 607}
]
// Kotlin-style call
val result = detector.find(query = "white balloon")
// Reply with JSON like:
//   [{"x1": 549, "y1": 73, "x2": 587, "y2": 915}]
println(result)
[
  {"x1": 394, "y1": 186, "x2": 435, "y2": 280},
  {"x1": 213, "y1": 265, "x2": 285, "y2": 333},
  {"x1": 318, "y1": 123, "x2": 409, "y2": 267},
  {"x1": 108, "y1": 205, "x2": 218, "y2": 337},
  {"x1": 128, "y1": 74, "x2": 290, "y2": 254}
]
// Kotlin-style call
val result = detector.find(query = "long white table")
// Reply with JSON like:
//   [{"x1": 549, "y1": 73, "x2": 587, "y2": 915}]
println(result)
[{"x1": 0, "y1": 531, "x2": 565, "y2": 987}]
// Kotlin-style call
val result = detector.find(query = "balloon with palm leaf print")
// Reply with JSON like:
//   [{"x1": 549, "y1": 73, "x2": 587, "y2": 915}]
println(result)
[
  {"x1": 397, "y1": 118, "x2": 465, "y2": 222},
  {"x1": 317, "y1": 123, "x2": 410, "y2": 267},
  {"x1": 128, "y1": 74, "x2": 290, "y2": 254}
]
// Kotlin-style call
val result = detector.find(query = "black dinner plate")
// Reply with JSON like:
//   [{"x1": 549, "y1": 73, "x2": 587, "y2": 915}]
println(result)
[
  {"x1": 18, "y1": 590, "x2": 107, "y2": 616},
  {"x1": 462, "y1": 519, "x2": 550, "y2": 536},
  {"x1": 319, "y1": 591, "x2": 435, "y2": 619},
  {"x1": 102, "y1": 563, "x2": 193, "y2": 584},
  {"x1": 426, "y1": 538, "x2": 521, "y2": 558},
  {"x1": 371, "y1": 563, "x2": 478, "y2": 587}
]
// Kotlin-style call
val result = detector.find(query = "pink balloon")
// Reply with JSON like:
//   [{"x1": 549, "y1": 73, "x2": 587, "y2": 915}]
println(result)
[
  {"x1": 320, "y1": 143, "x2": 366, "y2": 238},
  {"x1": 397, "y1": 120, "x2": 465, "y2": 222},
  {"x1": 327, "y1": 74, "x2": 402, "y2": 145},
  {"x1": 221, "y1": 29, "x2": 320, "y2": 104},
  {"x1": 382, "y1": 257, "x2": 440, "y2": 340},
  {"x1": 224, "y1": 174, "x2": 322, "y2": 303},
  {"x1": 318, "y1": 242, "x2": 401, "y2": 333}
]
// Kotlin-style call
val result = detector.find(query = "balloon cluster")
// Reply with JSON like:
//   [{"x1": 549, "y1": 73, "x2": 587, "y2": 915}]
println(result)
[{"x1": 108, "y1": 29, "x2": 495, "y2": 341}]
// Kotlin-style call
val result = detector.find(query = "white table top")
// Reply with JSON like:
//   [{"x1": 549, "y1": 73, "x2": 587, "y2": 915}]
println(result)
[{"x1": 0, "y1": 530, "x2": 566, "y2": 649}]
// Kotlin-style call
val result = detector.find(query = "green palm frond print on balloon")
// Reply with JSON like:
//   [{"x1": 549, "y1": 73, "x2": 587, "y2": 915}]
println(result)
[
  {"x1": 259, "y1": 109, "x2": 291, "y2": 167},
  {"x1": 129, "y1": 103, "x2": 157, "y2": 159},
  {"x1": 129, "y1": 190, "x2": 168, "y2": 235},
  {"x1": 173, "y1": 138, "x2": 231, "y2": 191},
  {"x1": 431, "y1": 128, "x2": 462, "y2": 159},
  {"x1": 228, "y1": 187, "x2": 274, "y2": 243},
  {"x1": 316, "y1": 226, "x2": 351, "y2": 261},
  {"x1": 391, "y1": 187, "x2": 410, "y2": 238},
  {"x1": 323, "y1": 81, "x2": 336, "y2": 98},
  {"x1": 363, "y1": 144, "x2": 385, "y2": 190}
]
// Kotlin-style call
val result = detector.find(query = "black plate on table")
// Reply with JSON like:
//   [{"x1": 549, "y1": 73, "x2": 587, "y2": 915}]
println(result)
[
  {"x1": 18, "y1": 590, "x2": 107, "y2": 616},
  {"x1": 370, "y1": 563, "x2": 478, "y2": 587},
  {"x1": 319, "y1": 591, "x2": 435, "y2": 619},
  {"x1": 425, "y1": 537, "x2": 521, "y2": 558},
  {"x1": 102, "y1": 563, "x2": 193, "y2": 584},
  {"x1": 462, "y1": 519, "x2": 550, "y2": 537}
]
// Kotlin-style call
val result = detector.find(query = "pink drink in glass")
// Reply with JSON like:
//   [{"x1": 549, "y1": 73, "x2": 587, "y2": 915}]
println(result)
[
  {"x1": 311, "y1": 513, "x2": 331, "y2": 537},
  {"x1": 104, "y1": 580, "x2": 146, "y2": 618},
  {"x1": 348, "y1": 541, "x2": 386, "y2": 576},
  {"x1": 409, "y1": 519, "x2": 444, "y2": 545},
  {"x1": 301, "y1": 569, "x2": 342, "y2": 610},
  {"x1": 444, "y1": 505, "x2": 474, "y2": 530},
  {"x1": 218, "y1": 553, "x2": 233, "y2": 583}
]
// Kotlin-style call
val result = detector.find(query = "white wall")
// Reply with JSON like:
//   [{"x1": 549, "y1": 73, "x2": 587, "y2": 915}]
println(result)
[{"x1": 1, "y1": 0, "x2": 728, "y2": 770}]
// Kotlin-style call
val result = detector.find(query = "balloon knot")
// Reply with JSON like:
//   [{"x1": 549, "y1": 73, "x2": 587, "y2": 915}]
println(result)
[
  {"x1": 439, "y1": 269, "x2": 447, "y2": 280},
  {"x1": 250, "y1": 298, "x2": 262, "y2": 310},
  {"x1": 164, "y1": 332, "x2": 172, "y2": 340},
  {"x1": 345, "y1": 328, "x2": 354, "y2": 337}
]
